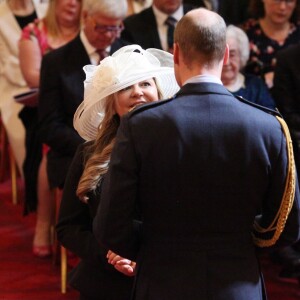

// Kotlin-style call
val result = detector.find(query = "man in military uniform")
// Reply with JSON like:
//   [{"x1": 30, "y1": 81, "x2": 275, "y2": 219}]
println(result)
[{"x1": 94, "y1": 8, "x2": 300, "y2": 300}]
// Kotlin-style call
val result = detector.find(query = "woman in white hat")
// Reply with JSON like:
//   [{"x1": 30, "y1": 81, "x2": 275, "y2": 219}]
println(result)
[{"x1": 56, "y1": 44, "x2": 179, "y2": 300}]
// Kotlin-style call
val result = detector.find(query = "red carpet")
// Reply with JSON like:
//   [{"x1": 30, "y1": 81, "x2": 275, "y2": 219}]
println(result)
[
  {"x1": 0, "y1": 179, "x2": 79, "y2": 300},
  {"x1": 0, "y1": 178, "x2": 299, "y2": 299}
]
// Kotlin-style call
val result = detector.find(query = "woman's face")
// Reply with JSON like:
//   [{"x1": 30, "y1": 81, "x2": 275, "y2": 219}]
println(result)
[
  {"x1": 56, "y1": 0, "x2": 82, "y2": 26},
  {"x1": 263, "y1": 0, "x2": 296, "y2": 25},
  {"x1": 221, "y1": 37, "x2": 241, "y2": 86},
  {"x1": 114, "y1": 79, "x2": 159, "y2": 117}
]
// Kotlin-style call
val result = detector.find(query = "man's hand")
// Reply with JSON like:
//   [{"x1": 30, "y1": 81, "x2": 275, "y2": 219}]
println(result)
[{"x1": 107, "y1": 250, "x2": 136, "y2": 276}]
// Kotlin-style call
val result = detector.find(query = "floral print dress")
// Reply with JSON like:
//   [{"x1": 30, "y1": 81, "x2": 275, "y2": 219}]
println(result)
[
  {"x1": 242, "y1": 18, "x2": 300, "y2": 79},
  {"x1": 20, "y1": 18, "x2": 52, "y2": 55}
]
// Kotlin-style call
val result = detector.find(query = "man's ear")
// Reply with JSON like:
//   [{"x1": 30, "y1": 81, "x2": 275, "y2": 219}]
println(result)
[
  {"x1": 173, "y1": 43, "x2": 179, "y2": 65},
  {"x1": 223, "y1": 44, "x2": 229, "y2": 66}
]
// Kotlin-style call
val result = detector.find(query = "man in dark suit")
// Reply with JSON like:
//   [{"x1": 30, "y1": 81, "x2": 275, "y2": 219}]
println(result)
[
  {"x1": 94, "y1": 8, "x2": 300, "y2": 300},
  {"x1": 272, "y1": 43, "x2": 300, "y2": 279},
  {"x1": 38, "y1": 0, "x2": 128, "y2": 190},
  {"x1": 121, "y1": 0, "x2": 199, "y2": 52}
]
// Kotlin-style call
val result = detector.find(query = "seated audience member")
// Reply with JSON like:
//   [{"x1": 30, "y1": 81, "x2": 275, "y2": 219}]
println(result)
[
  {"x1": 183, "y1": 0, "x2": 251, "y2": 25},
  {"x1": 19, "y1": 0, "x2": 82, "y2": 258},
  {"x1": 221, "y1": 25, "x2": 276, "y2": 109},
  {"x1": 242, "y1": 0, "x2": 300, "y2": 89},
  {"x1": 126, "y1": 0, "x2": 152, "y2": 16},
  {"x1": 38, "y1": 0, "x2": 128, "y2": 199},
  {"x1": 56, "y1": 44, "x2": 179, "y2": 299},
  {"x1": 0, "y1": 0, "x2": 48, "y2": 178},
  {"x1": 272, "y1": 43, "x2": 300, "y2": 279},
  {"x1": 121, "y1": 0, "x2": 197, "y2": 53}
]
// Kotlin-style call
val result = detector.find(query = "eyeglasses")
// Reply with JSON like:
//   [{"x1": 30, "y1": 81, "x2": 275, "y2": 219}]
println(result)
[
  {"x1": 90, "y1": 17, "x2": 124, "y2": 34},
  {"x1": 271, "y1": 0, "x2": 296, "y2": 5}
]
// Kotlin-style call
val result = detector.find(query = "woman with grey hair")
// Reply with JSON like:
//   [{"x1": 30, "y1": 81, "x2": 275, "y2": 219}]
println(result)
[{"x1": 221, "y1": 25, "x2": 275, "y2": 109}]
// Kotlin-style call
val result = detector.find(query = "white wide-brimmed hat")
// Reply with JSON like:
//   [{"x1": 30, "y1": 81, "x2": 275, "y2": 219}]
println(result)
[{"x1": 73, "y1": 44, "x2": 179, "y2": 141}]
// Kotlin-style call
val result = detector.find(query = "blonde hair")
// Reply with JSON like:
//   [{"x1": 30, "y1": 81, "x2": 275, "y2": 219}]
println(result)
[
  {"x1": 44, "y1": 0, "x2": 81, "y2": 38},
  {"x1": 76, "y1": 79, "x2": 163, "y2": 202},
  {"x1": 76, "y1": 94, "x2": 118, "y2": 202}
]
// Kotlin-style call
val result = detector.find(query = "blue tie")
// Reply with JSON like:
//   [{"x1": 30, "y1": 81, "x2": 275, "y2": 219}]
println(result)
[{"x1": 165, "y1": 16, "x2": 177, "y2": 53}]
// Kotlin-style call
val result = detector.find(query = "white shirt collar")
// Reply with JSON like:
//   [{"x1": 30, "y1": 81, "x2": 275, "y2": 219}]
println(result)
[
  {"x1": 152, "y1": 4, "x2": 184, "y2": 26},
  {"x1": 80, "y1": 30, "x2": 95, "y2": 57},
  {"x1": 80, "y1": 30, "x2": 111, "y2": 65},
  {"x1": 184, "y1": 74, "x2": 223, "y2": 85},
  {"x1": 152, "y1": 5, "x2": 184, "y2": 51}
]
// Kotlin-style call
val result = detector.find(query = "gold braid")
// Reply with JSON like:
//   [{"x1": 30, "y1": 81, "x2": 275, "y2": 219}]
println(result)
[{"x1": 252, "y1": 116, "x2": 296, "y2": 247}]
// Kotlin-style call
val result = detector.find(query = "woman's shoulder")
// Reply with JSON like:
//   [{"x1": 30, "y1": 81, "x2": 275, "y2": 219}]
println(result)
[
  {"x1": 21, "y1": 18, "x2": 50, "y2": 53},
  {"x1": 22, "y1": 18, "x2": 44, "y2": 34},
  {"x1": 244, "y1": 73, "x2": 264, "y2": 85},
  {"x1": 21, "y1": 18, "x2": 47, "y2": 41}
]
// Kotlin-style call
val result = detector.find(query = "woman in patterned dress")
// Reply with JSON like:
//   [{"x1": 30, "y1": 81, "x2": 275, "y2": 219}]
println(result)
[{"x1": 242, "y1": 0, "x2": 300, "y2": 88}]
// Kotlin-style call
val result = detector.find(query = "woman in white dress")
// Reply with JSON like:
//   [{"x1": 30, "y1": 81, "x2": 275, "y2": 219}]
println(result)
[{"x1": 0, "y1": 0, "x2": 48, "y2": 176}]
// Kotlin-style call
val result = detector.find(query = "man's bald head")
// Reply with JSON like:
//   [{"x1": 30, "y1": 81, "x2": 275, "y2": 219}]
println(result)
[{"x1": 174, "y1": 8, "x2": 227, "y2": 68}]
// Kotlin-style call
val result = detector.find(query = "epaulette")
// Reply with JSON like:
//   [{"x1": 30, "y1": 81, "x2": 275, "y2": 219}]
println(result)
[
  {"x1": 235, "y1": 95, "x2": 282, "y2": 118},
  {"x1": 128, "y1": 96, "x2": 175, "y2": 119}
]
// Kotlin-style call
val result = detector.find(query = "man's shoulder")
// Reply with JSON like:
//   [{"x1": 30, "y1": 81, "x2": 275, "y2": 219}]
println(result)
[
  {"x1": 235, "y1": 95, "x2": 281, "y2": 118},
  {"x1": 124, "y1": 7, "x2": 153, "y2": 25},
  {"x1": 128, "y1": 98, "x2": 174, "y2": 118},
  {"x1": 111, "y1": 38, "x2": 130, "y2": 52}
]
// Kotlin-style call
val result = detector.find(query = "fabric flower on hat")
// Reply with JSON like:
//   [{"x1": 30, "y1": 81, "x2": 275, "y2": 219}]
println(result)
[{"x1": 92, "y1": 57, "x2": 120, "y2": 91}]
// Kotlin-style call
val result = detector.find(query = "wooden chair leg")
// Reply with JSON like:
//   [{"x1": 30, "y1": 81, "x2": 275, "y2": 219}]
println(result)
[
  {"x1": 61, "y1": 246, "x2": 67, "y2": 294},
  {"x1": 53, "y1": 188, "x2": 68, "y2": 294}
]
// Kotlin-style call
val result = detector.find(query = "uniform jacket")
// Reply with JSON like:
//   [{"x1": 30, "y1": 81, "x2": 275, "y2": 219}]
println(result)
[
  {"x1": 0, "y1": 0, "x2": 48, "y2": 173},
  {"x1": 121, "y1": 4, "x2": 196, "y2": 50},
  {"x1": 38, "y1": 34, "x2": 127, "y2": 188},
  {"x1": 94, "y1": 82, "x2": 300, "y2": 300},
  {"x1": 56, "y1": 143, "x2": 133, "y2": 299}
]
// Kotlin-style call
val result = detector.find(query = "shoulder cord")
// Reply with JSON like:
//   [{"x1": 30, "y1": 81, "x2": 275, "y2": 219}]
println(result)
[{"x1": 252, "y1": 116, "x2": 296, "y2": 247}]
